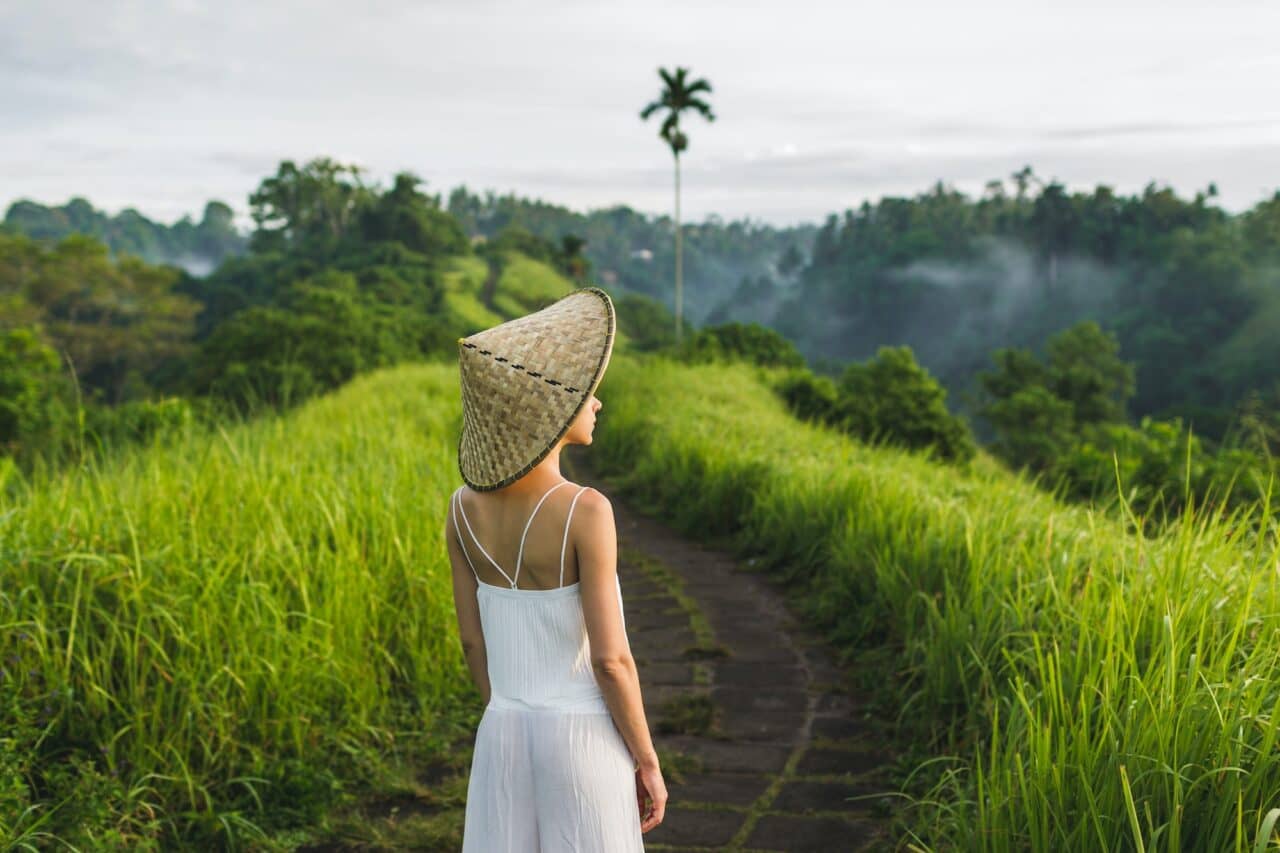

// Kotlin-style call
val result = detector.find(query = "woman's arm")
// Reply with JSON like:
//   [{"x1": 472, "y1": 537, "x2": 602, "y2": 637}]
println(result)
[
  {"x1": 444, "y1": 501, "x2": 491, "y2": 704},
  {"x1": 574, "y1": 489, "x2": 659, "y2": 772}
]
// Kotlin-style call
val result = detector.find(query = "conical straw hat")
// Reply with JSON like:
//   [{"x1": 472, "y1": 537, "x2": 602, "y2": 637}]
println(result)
[{"x1": 457, "y1": 286, "x2": 615, "y2": 491}]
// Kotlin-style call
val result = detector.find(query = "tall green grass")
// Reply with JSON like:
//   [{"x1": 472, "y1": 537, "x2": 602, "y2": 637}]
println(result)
[
  {"x1": 1, "y1": 363, "x2": 474, "y2": 849},
  {"x1": 591, "y1": 354, "x2": 1280, "y2": 851}
]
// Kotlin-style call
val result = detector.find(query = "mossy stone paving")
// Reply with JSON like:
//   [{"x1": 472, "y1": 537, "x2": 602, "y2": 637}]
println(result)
[{"x1": 569, "y1": 454, "x2": 903, "y2": 853}]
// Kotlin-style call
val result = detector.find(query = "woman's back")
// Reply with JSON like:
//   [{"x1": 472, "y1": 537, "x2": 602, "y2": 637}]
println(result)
[
  {"x1": 450, "y1": 481, "x2": 628, "y2": 712},
  {"x1": 452, "y1": 479, "x2": 646, "y2": 851}
]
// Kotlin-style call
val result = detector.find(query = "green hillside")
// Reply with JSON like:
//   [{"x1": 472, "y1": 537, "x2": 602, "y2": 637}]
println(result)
[
  {"x1": 590, "y1": 356, "x2": 1280, "y2": 850},
  {"x1": 440, "y1": 251, "x2": 633, "y2": 348},
  {"x1": 6, "y1": 342, "x2": 1280, "y2": 848},
  {"x1": 5, "y1": 226, "x2": 1279, "y2": 849},
  {"x1": 0, "y1": 254, "x2": 623, "y2": 849},
  {"x1": 1, "y1": 363, "x2": 479, "y2": 848}
]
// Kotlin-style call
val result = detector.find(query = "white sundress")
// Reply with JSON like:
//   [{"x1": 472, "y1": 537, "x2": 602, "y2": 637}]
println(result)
[{"x1": 450, "y1": 482, "x2": 646, "y2": 852}]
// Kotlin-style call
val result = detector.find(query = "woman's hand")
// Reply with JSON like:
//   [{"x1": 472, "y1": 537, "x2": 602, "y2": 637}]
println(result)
[{"x1": 635, "y1": 762, "x2": 667, "y2": 833}]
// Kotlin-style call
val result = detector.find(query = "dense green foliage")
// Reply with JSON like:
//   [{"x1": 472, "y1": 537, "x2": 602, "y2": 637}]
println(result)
[
  {"x1": 0, "y1": 232, "x2": 201, "y2": 405},
  {"x1": 188, "y1": 269, "x2": 423, "y2": 411},
  {"x1": 447, "y1": 185, "x2": 815, "y2": 324},
  {"x1": 3, "y1": 197, "x2": 246, "y2": 274},
  {"x1": 0, "y1": 232, "x2": 211, "y2": 465},
  {"x1": 783, "y1": 175, "x2": 1280, "y2": 447},
  {"x1": 0, "y1": 325, "x2": 205, "y2": 466},
  {"x1": 10, "y1": 160, "x2": 1280, "y2": 470},
  {"x1": 673, "y1": 320, "x2": 806, "y2": 369},
  {"x1": 179, "y1": 161, "x2": 468, "y2": 408},
  {"x1": 613, "y1": 291, "x2": 691, "y2": 352},
  {"x1": 591, "y1": 355, "x2": 1280, "y2": 851},
  {"x1": 0, "y1": 365, "x2": 475, "y2": 849},
  {"x1": 0, "y1": 163, "x2": 642, "y2": 473},
  {"x1": 976, "y1": 321, "x2": 1277, "y2": 523},
  {"x1": 774, "y1": 346, "x2": 976, "y2": 462},
  {"x1": 5, "y1": 184, "x2": 816, "y2": 335},
  {"x1": 5, "y1": 158, "x2": 1279, "y2": 532}
]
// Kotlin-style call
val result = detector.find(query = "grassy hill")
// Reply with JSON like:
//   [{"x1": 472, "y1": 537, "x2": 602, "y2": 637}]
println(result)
[
  {"x1": 0, "y1": 253, "x2": 623, "y2": 849},
  {"x1": 0, "y1": 361, "x2": 481, "y2": 848},
  {"x1": 589, "y1": 355, "x2": 1280, "y2": 851},
  {"x1": 5, "y1": 250, "x2": 1279, "y2": 849},
  {"x1": 439, "y1": 251, "x2": 633, "y2": 349}
]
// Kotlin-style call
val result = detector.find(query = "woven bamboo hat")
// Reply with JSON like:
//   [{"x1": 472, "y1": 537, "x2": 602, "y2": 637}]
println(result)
[{"x1": 457, "y1": 286, "x2": 615, "y2": 491}]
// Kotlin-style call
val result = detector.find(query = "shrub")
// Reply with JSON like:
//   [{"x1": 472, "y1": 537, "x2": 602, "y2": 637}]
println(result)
[
  {"x1": 774, "y1": 369, "x2": 839, "y2": 424},
  {"x1": 675, "y1": 321, "x2": 807, "y2": 369},
  {"x1": 836, "y1": 346, "x2": 977, "y2": 463}
]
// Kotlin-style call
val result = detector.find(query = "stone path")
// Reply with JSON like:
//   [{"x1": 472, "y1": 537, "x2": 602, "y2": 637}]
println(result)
[{"x1": 570, "y1": 454, "x2": 903, "y2": 852}]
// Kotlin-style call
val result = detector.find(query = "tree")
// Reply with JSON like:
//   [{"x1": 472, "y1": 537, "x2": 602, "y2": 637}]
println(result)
[
  {"x1": 1029, "y1": 180, "x2": 1078, "y2": 295},
  {"x1": 0, "y1": 326, "x2": 74, "y2": 457},
  {"x1": 359, "y1": 171, "x2": 469, "y2": 257},
  {"x1": 639, "y1": 66, "x2": 715, "y2": 345},
  {"x1": 836, "y1": 346, "x2": 977, "y2": 462},
  {"x1": 776, "y1": 244, "x2": 805, "y2": 280},
  {"x1": 248, "y1": 158, "x2": 374, "y2": 252},
  {"x1": 0, "y1": 232, "x2": 200, "y2": 404},
  {"x1": 557, "y1": 234, "x2": 589, "y2": 283},
  {"x1": 1044, "y1": 321, "x2": 1135, "y2": 425},
  {"x1": 188, "y1": 270, "x2": 406, "y2": 411},
  {"x1": 677, "y1": 321, "x2": 807, "y2": 368},
  {"x1": 976, "y1": 321, "x2": 1136, "y2": 472},
  {"x1": 1010, "y1": 164, "x2": 1037, "y2": 204}
]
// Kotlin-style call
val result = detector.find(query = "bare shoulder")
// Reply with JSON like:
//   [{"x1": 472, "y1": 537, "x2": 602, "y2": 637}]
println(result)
[
  {"x1": 571, "y1": 487, "x2": 616, "y2": 583},
  {"x1": 568, "y1": 487, "x2": 615, "y2": 544},
  {"x1": 571, "y1": 485, "x2": 613, "y2": 516}
]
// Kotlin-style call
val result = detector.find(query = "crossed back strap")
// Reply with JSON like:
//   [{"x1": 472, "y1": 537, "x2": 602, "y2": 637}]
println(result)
[{"x1": 452, "y1": 482, "x2": 592, "y2": 589}]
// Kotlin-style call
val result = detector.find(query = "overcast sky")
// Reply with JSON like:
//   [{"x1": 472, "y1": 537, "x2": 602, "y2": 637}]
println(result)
[{"x1": 3, "y1": 0, "x2": 1278, "y2": 229}]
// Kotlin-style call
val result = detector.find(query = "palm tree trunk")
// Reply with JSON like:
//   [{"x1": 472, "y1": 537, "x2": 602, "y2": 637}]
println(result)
[{"x1": 674, "y1": 153, "x2": 682, "y2": 346}]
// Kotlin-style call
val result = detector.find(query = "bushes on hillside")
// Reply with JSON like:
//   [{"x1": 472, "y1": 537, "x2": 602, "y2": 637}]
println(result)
[
  {"x1": 0, "y1": 232, "x2": 200, "y2": 405},
  {"x1": 613, "y1": 293, "x2": 689, "y2": 352},
  {"x1": 0, "y1": 328, "x2": 77, "y2": 459},
  {"x1": 838, "y1": 346, "x2": 977, "y2": 462},
  {"x1": 83, "y1": 397, "x2": 197, "y2": 450},
  {"x1": 359, "y1": 173, "x2": 470, "y2": 258},
  {"x1": 180, "y1": 160, "x2": 474, "y2": 414},
  {"x1": 674, "y1": 321, "x2": 807, "y2": 369},
  {"x1": 1051, "y1": 416, "x2": 1274, "y2": 520},
  {"x1": 775, "y1": 345, "x2": 977, "y2": 463},
  {"x1": 188, "y1": 270, "x2": 417, "y2": 412},
  {"x1": 977, "y1": 320, "x2": 1276, "y2": 522},
  {"x1": 476, "y1": 226, "x2": 592, "y2": 287},
  {"x1": 0, "y1": 326, "x2": 205, "y2": 468},
  {"x1": 775, "y1": 370, "x2": 839, "y2": 424}
]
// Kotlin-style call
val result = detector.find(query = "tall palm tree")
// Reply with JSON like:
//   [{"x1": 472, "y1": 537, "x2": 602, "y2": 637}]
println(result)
[{"x1": 640, "y1": 66, "x2": 715, "y2": 345}]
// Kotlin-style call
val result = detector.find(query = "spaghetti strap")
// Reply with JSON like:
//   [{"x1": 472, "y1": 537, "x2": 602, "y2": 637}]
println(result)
[
  {"x1": 453, "y1": 481, "x2": 574, "y2": 590},
  {"x1": 560, "y1": 486, "x2": 591, "y2": 587},
  {"x1": 512, "y1": 481, "x2": 573, "y2": 587},
  {"x1": 451, "y1": 487, "x2": 483, "y2": 584},
  {"x1": 454, "y1": 486, "x2": 518, "y2": 586}
]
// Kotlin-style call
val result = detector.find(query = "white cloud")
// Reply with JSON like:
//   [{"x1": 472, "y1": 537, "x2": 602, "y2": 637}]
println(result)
[{"x1": 1, "y1": 0, "x2": 1278, "y2": 226}]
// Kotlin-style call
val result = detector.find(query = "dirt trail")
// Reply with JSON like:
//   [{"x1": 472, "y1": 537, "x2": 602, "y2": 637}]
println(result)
[{"x1": 568, "y1": 454, "x2": 903, "y2": 852}]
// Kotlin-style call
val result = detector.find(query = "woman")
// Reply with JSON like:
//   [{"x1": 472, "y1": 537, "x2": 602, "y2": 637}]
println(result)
[{"x1": 443, "y1": 286, "x2": 667, "y2": 851}]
